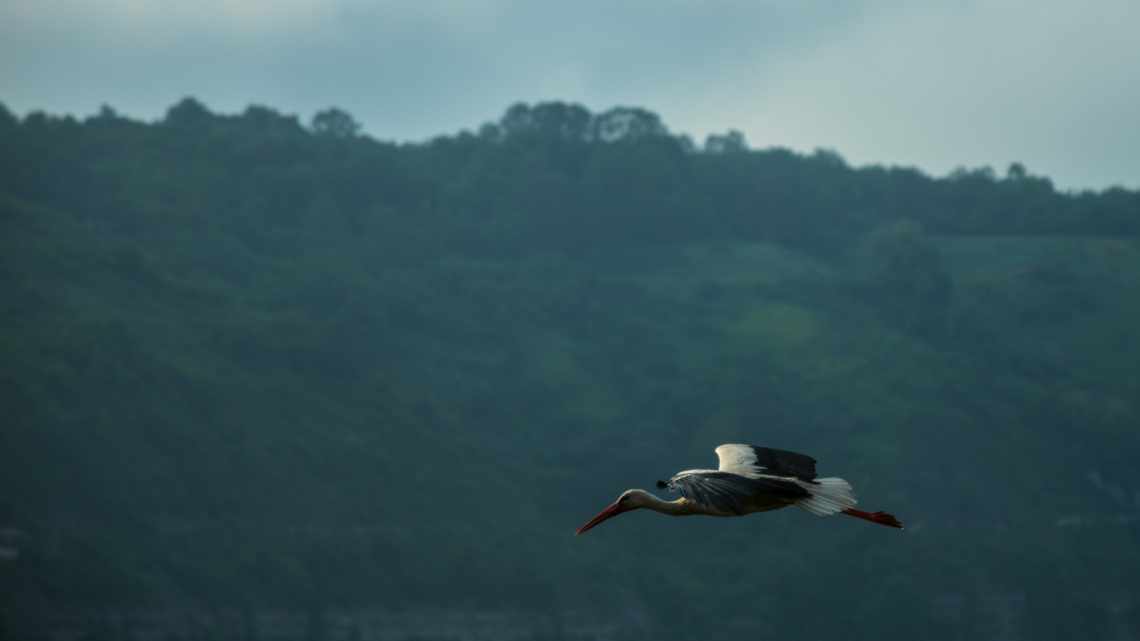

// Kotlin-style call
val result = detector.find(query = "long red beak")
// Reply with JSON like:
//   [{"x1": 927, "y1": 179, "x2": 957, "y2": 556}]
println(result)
[{"x1": 576, "y1": 501, "x2": 627, "y2": 535}]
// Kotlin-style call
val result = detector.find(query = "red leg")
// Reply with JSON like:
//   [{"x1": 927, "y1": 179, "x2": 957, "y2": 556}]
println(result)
[{"x1": 842, "y1": 508, "x2": 904, "y2": 529}]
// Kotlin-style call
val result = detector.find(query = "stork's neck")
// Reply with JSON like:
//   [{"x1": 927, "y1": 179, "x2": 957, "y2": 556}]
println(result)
[{"x1": 640, "y1": 492, "x2": 694, "y2": 516}]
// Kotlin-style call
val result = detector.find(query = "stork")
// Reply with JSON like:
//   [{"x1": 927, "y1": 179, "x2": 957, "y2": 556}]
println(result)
[{"x1": 576, "y1": 444, "x2": 903, "y2": 534}]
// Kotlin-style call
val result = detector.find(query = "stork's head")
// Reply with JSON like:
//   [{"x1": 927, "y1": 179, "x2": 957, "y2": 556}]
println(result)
[{"x1": 575, "y1": 489, "x2": 652, "y2": 535}]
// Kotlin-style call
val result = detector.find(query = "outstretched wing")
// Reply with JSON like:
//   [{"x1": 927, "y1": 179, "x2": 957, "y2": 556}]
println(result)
[
  {"x1": 664, "y1": 470, "x2": 808, "y2": 515},
  {"x1": 715, "y1": 444, "x2": 818, "y2": 482}
]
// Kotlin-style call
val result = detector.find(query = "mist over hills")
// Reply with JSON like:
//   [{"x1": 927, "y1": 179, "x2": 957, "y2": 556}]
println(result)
[{"x1": 2, "y1": 99, "x2": 1139, "y2": 640}]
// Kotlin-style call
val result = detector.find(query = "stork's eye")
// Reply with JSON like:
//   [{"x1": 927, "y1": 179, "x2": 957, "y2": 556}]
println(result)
[{"x1": 619, "y1": 495, "x2": 629, "y2": 503}]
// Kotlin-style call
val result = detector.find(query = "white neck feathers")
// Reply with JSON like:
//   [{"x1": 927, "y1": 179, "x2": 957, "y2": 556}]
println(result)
[{"x1": 639, "y1": 492, "x2": 693, "y2": 516}]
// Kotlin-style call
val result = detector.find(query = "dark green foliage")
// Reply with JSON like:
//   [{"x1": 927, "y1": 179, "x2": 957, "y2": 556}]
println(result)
[
  {"x1": 703, "y1": 129, "x2": 748, "y2": 154},
  {"x1": 858, "y1": 220, "x2": 953, "y2": 333},
  {"x1": 0, "y1": 102, "x2": 16, "y2": 131},
  {"x1": 164, "y1": 97, "x2": 213, "y2": 129},
  {"x1": 310, "y1": 108, "x2": 361, "y2": 139},
  {"x1": 1, "y1": 100, "x2": 1139, "y2": 640}
]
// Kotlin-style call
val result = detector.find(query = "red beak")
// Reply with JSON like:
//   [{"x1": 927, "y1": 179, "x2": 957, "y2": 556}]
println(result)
[{"x1": 576, "y1": 501, "x2": 627, "y2": 535}]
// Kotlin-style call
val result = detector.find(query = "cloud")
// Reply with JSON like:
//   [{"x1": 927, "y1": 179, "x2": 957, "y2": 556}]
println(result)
[
  {"x1": 671, "y1": 1, "x2": 1140, "y2": 187},
  {"x1": 1, "y1": 0, "x2": 1136, "y2": 188}
]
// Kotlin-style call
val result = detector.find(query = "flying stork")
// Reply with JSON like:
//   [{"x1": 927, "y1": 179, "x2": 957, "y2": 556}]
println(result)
[{"x1": 576, "y1": 444, "x2": 903, "y2": 534}]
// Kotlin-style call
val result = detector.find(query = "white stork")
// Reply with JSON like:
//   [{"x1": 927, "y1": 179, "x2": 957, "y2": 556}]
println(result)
[{"x1": 576, "y1": 444, "x2": 903, "y2": 534}]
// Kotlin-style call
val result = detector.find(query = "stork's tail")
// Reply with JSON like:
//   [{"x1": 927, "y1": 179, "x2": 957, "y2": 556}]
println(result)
[
  {"x1": 795, "y1": 477, "x2": 857, "y2": 516},
  {"x1": 795, "y1": 477, "x2": 904, "y2": 529}
]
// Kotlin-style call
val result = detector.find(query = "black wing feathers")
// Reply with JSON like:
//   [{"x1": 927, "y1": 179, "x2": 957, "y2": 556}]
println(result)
[
  {"x1": 668, "y1": 472, "x2": 809, "y2": 515},
  {"x1": 751, "y1": 446, "x2": 817, "y2": 482}
]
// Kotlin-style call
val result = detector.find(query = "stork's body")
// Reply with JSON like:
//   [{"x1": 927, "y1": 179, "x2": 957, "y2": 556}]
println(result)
[{"x1": 576, "y1": 444, "x2": 903, "y2": 534}]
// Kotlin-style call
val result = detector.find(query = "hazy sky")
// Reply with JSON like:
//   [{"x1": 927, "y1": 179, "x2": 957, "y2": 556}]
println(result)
[{"x1": 2, "y1": 1, "x2": 1138, "y2": 189}]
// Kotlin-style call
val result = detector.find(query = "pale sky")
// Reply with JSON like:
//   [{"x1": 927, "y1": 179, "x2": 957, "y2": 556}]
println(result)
[{"x1": 2, "y1": 0, "x2": 1138, "y2": 190}]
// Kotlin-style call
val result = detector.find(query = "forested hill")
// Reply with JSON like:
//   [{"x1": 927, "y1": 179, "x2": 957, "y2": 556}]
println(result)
[
  {"x1": 2, "y1": 99, "x2": 1140, "y2": 640},
  {"x1": 3, "y1": 98, "x2": 1138, "y2": 259}
]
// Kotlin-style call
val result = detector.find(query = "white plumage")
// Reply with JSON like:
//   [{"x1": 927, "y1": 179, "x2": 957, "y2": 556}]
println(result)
[
  {"x1": 714, "y1": 443, "x2": 769, "y2": 478},
  {"x1": 795, "y1": 477, "x2": 857, "y2": 516}
]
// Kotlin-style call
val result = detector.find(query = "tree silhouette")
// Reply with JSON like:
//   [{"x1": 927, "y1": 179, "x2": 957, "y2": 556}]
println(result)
[
  {"x1": 310, "y1": 107, "x2": 361, "y2": 138},
  {"x1": 704, "y1": 129, "x2": 748, "y2": 153},
  {"x1": 163, "y1": 97, "x2": 213, "y2": 128}
]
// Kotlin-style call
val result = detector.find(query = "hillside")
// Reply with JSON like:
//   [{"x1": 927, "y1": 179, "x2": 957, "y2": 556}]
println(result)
[{"x1": 1, "y1": 100, "x2": 1139, "y2": 640}]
